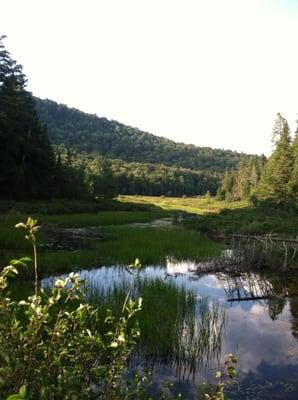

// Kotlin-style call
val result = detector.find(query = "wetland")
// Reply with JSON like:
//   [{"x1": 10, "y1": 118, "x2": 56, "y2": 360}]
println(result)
[{"x1": 2, "y1": 197, "x2": 298, "y2": 399}]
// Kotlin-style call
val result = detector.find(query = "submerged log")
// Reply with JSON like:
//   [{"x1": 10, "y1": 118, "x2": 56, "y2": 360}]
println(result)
[
  {"x1": 227, "y1": 294, "x2": 298, "y2": 302},
  {"x1": 228, "y1": 296, "x2": 270, "y2": 302}
]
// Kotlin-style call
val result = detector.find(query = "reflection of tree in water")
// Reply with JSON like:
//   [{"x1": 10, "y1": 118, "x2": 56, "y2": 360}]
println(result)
[
  {"x1": 216, "y1": 271, "x2": 298, "y2": 337},
  {"x1": 283, "y1": 276, "x2": 298, "y2": 340}
]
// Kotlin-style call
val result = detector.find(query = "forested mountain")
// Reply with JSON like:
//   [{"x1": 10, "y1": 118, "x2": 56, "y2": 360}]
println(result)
[{"x1": 36, "y1": 98, "x2": 253, "y2": 173}]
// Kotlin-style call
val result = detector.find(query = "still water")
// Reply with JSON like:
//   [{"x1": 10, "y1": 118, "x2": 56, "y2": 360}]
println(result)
[{"x1": 43, "y1": 260, "x2": 298, "y2": 399}]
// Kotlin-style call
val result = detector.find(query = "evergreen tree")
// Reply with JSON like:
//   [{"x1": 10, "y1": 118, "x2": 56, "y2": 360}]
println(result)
[
  {"x1": 288, "y1": 131, "x2": 298, "y2": 204},
  {"x1": 216, "y1": 170, "x2": 234, "y2": 200},
  {"x1": 0, "y1": 35, "x2": 55, "y2": 200},
  {"x1": 257, "y1": 113, "x2": 294, "y2": 205}
]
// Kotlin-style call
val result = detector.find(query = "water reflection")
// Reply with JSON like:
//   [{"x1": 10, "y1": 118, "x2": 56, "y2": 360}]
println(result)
[{"x1": 42, "y1": 261, "x2": 298, "y2": 399}]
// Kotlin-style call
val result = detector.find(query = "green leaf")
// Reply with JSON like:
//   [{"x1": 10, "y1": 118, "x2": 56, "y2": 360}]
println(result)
[
  {"x1": 19, "y1": 257, "x2": 31, "y2": 263},
  {"x1": 227, "y1": 365, "x2": 237, "y2": 379},
  {"x1": 19, "y1": 385, "x2": 27, "y2": 397},
  {"x1": 7, "y1": 394, "x2": 24, "y2": 400},
  {"x1": 215, "y1": 371, "x2": 222, "y2": 379}
]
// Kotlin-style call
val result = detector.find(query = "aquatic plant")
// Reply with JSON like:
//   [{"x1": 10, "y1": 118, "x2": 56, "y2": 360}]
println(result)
[{"x1": 88, "y1": 277, "x2": 225, "y2": 380}]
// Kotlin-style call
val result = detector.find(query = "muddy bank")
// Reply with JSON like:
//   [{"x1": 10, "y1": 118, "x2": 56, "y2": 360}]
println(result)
[{"x1": 41, "y1": 225, "x2": 105, "y2": 251}]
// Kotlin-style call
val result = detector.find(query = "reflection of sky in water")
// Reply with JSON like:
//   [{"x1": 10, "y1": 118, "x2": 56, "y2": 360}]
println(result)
[{"x1": 42, "y1": 260, "x2": 298, "y2": 399}]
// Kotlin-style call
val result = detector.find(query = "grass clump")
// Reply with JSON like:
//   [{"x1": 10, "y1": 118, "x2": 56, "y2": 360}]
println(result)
[
  {"x1": 96, "y1": 226, "x2": 222, "y2": 266},
  {"x1": 89, "y1": 277, "x2": 225, "y2": 378}
]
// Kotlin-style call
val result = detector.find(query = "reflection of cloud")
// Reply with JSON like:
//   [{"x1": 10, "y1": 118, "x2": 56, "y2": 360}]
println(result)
[
  {"x1": 221, "y1": 302, "x2": 298, "y2": 375},
  {"x1": 250, "y1": 303, "x2": 266, "y2": 315},
  {"x1": 200, "y1": 275, "x2": 222, "y2": 289},
  {"x1": 165, "y1": 258, "x2": 197, "y2": 275}
]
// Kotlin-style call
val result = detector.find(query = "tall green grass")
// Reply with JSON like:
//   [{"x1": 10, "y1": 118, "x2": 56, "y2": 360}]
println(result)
[
  {"x1": 89, "y1": 277, "x2": 225, "y2": 377},
  {"x1": 40, "y1": 211, "x2": 170, "y2": 227},
  {"x1": 95, "y1": 226, "x2": 222, "y2": 266},
  {"x1": 1, "y1": 224, "x2": 222, "y2": 277}
]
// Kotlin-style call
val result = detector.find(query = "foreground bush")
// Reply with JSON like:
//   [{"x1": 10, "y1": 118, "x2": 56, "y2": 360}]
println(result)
[{"x1": 0, "y1": 218, "x2": 143, "y2": 399}]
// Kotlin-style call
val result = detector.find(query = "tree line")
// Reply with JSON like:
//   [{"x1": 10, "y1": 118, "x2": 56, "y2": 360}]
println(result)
[
  {"x1": 217, "y1": 113, "x2": 298, "y2": 206},
  {"x1": 56, "y1": 146, "x2": 220, "y2": 197}
]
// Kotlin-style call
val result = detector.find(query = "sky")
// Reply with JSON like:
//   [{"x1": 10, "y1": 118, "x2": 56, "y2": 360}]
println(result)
[{"x1": 1, "y1": 0, "x2": 298, "y2": 156}]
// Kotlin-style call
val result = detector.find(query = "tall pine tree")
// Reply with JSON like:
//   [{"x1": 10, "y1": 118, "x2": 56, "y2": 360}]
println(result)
[
  {"x1": 0, "y1": 35, "x2": 55, "y2": 200},
  {"x1": 257, "y1": 113, "x2": 294, "y2": 205}
]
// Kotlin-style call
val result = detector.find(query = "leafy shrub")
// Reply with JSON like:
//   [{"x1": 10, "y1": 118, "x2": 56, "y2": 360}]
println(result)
[{"x1": 0, "y1": 219, "x2": 143, "y2": 399}]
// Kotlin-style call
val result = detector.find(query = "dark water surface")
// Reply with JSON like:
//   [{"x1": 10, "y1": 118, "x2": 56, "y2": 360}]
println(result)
[{"x1": 43, "y1": 261, "x2": 298, "y2": 399}]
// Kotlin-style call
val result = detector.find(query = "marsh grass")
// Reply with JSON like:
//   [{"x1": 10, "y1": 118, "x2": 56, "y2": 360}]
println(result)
[
  {"x1": 40, "y1": 210, "x2": 170, "y2": 227},
  {"x1": 36, "y1": 226, "x2": 222, "y2": 274},
  {"x1": 0, "y1": 210, "x2": 170, "y2": 251},
  {"x1": 95, "y1": 226, "x2": 222, "y2": 266},
  {"x1": 89, "y1": 277, "x2": 224, "y2": 378},
  {"x1": 189, "y1": 206, "x2": 298, "y2": 237},
  {"x1": 0, "y1": 225, "x2": 223, "y2": 278},
  {"x1": 118, "y1": 195, "x2": 249, "y2": 215},
  {"x1": 120, "y1": 196, "x2": 298, "y2": 239}
]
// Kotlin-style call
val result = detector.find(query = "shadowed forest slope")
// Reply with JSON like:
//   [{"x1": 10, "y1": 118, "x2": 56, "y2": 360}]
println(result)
[{"x1": 36, "y1": 98, "x2": 256, "y2": 173}]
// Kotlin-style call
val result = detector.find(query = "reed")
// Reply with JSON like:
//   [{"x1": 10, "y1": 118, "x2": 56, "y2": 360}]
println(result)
[{"x1": 88, "y1": 277, "x2": 225, "y2": 378}]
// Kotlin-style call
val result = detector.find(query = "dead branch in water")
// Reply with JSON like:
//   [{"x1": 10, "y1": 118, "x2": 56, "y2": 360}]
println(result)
[{"x1": 230, "y1": 234, "x2": 298, "y2": 270}]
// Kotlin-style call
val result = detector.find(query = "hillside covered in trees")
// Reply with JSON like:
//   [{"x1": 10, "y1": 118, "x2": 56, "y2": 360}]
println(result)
[
  {"x1": 34, "y1": 98, "x2": 262, "y2": 197},
  {"x1": 35, "y1": 98, "x2": 254, "y2": 173}
]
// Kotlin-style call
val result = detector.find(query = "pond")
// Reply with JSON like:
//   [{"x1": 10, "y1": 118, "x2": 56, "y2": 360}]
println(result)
[{"x1": 42, "y1": 259, "x2": 298, "y2": 400}]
